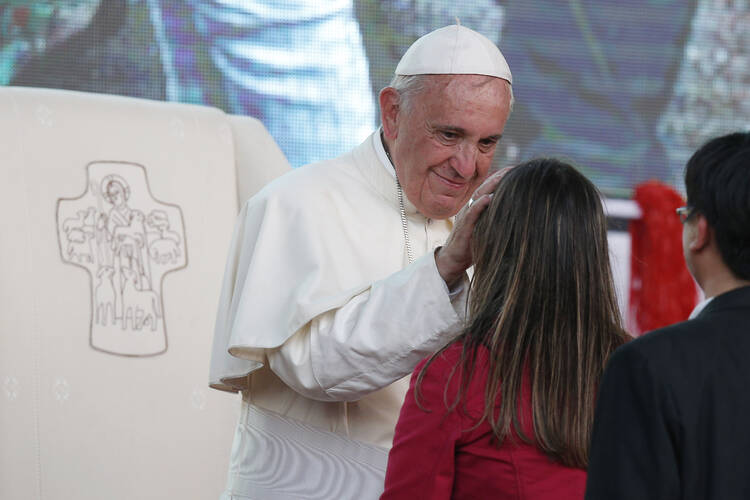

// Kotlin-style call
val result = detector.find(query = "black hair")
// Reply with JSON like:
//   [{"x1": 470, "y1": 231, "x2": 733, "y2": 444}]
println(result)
[{"x1": 685, "y1": 131, "x2": 750, "y2": 280}]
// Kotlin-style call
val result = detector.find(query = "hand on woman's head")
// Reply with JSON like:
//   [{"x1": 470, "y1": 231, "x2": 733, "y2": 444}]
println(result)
[{"x1": 435, "y1": 166, "x2": 515, "y2": 287}]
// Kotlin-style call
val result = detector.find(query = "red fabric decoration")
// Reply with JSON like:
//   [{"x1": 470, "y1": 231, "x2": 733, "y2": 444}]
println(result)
[{"x1": 629, "y1": 181, "x2": 698, "y2": 335}]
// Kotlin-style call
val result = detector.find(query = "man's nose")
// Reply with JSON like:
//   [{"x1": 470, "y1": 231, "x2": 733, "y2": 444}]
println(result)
[{"x1": 451, "y1": 142, "x2": 478, "y2": 179}]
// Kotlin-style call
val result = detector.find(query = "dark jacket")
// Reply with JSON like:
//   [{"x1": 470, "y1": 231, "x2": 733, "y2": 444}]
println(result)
[{"x1": 586, "y1": 285, "x2": 750, "y2": 500}]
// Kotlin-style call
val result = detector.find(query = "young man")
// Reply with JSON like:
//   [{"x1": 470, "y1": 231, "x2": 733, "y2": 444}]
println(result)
[{"x1": 586, "y1": 131, "x2": 750, "y2": 499}]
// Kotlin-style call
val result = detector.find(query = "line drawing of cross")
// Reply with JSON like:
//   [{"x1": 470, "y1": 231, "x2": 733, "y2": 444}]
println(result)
[{"x1": 56, "y1": 161, "x2": 187, "y2": 357}]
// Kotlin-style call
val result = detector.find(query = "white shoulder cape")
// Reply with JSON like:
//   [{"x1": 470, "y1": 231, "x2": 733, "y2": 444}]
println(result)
[{"x1": 210, "y1": 135, "x2": 412, "y2": 391}]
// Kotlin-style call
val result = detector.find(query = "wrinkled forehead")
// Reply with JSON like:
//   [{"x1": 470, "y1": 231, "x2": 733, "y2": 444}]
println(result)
[
  {"x1": 429, "y1": 73, "x2": 505, "y2": 91},
  {"x1": 419, "y1": 74, "x2": 510, "y2": 105},
  {"x1": 413, "y1": 74, "x2": 512, "y2": 128}
]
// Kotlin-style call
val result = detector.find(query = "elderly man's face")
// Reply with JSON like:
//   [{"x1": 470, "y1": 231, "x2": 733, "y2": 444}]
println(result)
[{"x1": 381, "y1": 75, "x2": 511, "y2": 219}]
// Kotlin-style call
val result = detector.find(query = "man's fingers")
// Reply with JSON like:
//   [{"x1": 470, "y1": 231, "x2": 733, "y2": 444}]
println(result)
[
  {"x1": 460, "y1": 171, "x2": 502, "y2": 223},
  {"x1": 460, "y1": 193, "x2": 492, "y2": 227},
  {"x1": 468, "y1": 193, "x2": 492, "y2": 215},
  {"x1": 474, "y1": 166, "x2": 512, "y2": 198},
  {"x1": 474, "y1": 172, "x2": 502, "y2": 198}
]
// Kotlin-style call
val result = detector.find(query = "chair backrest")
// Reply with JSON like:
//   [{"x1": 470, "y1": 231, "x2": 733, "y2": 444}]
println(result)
[{"x1": 0, "y1": 87, "x2": 291, "y2": 500}]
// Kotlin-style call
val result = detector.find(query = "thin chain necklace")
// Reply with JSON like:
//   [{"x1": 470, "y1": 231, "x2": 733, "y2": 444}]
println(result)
[
  {"x1": 382, "y1": 133, "x2": 414, "y2": 264},
  {"x1": 396, "y1": 179, "x2": 414, "y2": 264}
]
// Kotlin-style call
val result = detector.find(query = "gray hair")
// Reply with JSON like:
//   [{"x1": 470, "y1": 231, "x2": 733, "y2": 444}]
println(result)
[{"x1": 387, "y1": 74, "x2": 515, "y2": 113}]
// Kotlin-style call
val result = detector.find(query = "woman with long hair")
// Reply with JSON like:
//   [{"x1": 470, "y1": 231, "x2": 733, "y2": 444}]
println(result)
[{"x1": 381, "y1": 158, "x2": 630, "y2": 499}]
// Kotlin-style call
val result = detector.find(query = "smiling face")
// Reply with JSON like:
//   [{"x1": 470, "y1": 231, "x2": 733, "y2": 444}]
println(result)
[{"x1": 380, "y1": 74, "x2": 512, "y2": 219}]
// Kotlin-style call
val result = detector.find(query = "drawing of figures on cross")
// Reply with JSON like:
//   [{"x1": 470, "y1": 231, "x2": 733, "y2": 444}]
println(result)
[
  {"x1": 56, "y1": 161, "x2": 187, "y2": 357},
  {"x1": 101, "y1": 174, "x2": 151, "y2": 312}
]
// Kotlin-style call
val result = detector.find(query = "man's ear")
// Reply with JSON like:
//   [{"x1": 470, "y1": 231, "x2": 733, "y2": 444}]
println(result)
[
  {"x1": 379, "y1": 87, "x2": 400, "y2": 141},
  {"x1": 688, "y1": 214, "x2": 711, "y2": 252}
]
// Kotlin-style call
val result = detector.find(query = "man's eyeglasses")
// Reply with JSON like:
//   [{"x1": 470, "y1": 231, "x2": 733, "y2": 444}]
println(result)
[{"x1": 676, "y1": 206, "x2": 695, "y2": 224}]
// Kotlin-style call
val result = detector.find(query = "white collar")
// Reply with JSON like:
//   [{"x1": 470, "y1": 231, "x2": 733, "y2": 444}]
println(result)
[
  {"x1": 689, "y1": 295, "x2": 713, "y2": 319},
  {"x1": 372, "y1": 127, "x2": 397, "y2": 180}
]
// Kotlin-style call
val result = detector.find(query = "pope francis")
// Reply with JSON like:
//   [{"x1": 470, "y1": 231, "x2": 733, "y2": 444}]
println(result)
[{"x1": 210, "y1": 24, "x2": 514, "y2": 499}]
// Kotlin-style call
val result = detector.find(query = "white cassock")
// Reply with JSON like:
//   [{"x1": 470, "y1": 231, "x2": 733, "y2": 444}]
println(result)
[{"x1": 210, "y1": 131, "x2": 469, "y2": 499}]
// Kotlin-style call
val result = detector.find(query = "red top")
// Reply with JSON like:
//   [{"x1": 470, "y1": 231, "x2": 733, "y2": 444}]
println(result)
[{"x1": 381, "y1": 343, "x2": 586, "y2": 500}]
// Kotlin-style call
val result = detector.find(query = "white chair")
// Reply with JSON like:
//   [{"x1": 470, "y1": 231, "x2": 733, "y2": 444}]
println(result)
[{"x1": 0, "y1": 87, "x2": 291, "y2": 500}]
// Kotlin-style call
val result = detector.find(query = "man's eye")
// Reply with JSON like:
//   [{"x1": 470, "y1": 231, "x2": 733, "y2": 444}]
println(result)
[
  {"x1": 440, "y1": 131, "x2": 458, "y2": 141},
  {"x1": 479, "y1": 139, "x2": 498, "y2": 152}
]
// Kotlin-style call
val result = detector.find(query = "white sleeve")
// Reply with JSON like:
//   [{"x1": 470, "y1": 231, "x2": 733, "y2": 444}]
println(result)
[{"x1": 266, "y1": 252, "x2": 468, "y2": 402}]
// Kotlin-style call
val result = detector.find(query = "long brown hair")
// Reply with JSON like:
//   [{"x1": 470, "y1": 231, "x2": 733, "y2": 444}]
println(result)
[{"x1": 417, "y1": 158, "x2": 629, "y2": 468}]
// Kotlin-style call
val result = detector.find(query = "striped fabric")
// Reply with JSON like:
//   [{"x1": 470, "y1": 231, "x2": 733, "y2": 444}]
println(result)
[{"x1": 223, "y1": 402, "x2": 389, "y2": 499}]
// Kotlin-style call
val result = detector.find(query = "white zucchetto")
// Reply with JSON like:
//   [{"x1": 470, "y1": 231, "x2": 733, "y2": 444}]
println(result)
[{"x1": 395, "y1": 24, "x2": 512, "y2": 84}]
